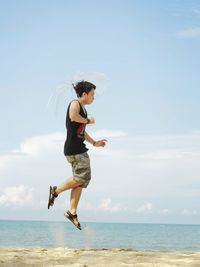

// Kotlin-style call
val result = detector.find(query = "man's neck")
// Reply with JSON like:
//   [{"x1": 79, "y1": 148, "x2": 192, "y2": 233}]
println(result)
[{"x1": 78, "y1": 98, "x2": 86, "y2": 106}]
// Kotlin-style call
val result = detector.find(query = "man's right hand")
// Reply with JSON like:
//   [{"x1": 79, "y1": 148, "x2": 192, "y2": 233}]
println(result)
[{"x1": 87, "y1": 115, "x2": 95, "y2": 124}]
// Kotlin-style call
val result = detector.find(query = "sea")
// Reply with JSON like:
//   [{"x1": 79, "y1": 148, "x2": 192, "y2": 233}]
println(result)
[{"x1": 0, "y1": 220, "x2": 200, "y2": 251}]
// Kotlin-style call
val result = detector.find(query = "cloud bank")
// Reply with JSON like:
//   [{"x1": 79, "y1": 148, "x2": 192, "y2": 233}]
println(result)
[{"x1": 0, "y1": 130, "x2": 200, "y2": 223}]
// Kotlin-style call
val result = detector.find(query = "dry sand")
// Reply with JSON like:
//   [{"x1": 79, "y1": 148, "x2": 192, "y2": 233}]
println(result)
[{"x1": 0, "y1": 248, "x2": 200, "y2": 267}]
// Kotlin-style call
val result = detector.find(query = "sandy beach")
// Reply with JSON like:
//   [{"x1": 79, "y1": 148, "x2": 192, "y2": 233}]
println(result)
[{"x1": 0, "y1": 248, "x2": 200, "y2": 267}]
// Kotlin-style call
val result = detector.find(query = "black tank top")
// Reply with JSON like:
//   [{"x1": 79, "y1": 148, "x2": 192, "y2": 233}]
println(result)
[{"x1": 64, "y1": 100, "x2": 88, "y2": 156}]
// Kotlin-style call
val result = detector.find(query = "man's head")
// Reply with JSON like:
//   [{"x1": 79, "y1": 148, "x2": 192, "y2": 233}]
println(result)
[{"x1": 73, "y1": 81, "x2": 96, "y2": 104}]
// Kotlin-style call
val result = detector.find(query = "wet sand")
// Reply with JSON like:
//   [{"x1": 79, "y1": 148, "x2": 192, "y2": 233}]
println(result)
[{"x1": 0, "y1": 248, "x2": 200, "y2": 267}]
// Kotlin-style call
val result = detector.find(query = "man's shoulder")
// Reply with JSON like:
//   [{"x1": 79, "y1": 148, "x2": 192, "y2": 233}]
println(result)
[{"x1": 69, "y1": 99, "x2": 80, "y2": 109}]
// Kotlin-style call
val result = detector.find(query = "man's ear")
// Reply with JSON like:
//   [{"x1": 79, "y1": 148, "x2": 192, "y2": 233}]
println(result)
[{"x1": 82, "y1": 92, "x2": 88, "y2": 97}]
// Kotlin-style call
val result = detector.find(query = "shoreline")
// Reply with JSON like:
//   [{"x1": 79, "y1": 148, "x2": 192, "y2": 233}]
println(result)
[
  {"x1": 0, "y1": 248, "x2": 200, "y2": 267},
  {"x1": 1, "y1": 219, "x2": 200, "y2": 225}
]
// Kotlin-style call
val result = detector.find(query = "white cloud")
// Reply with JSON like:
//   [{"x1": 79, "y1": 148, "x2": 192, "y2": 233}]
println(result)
[
  {"x1": 181, "y1": 209, "x2": 198, "y2": 216},
  {"x1": 98, "y1": 198, "x2": 126, "y2": 213},
  {"x1": 14, "y1": 132, "x2": 65, "y2": 157},
  {"x1": 177, "y1": 27, "x2": 200, "y2": 38},
  {"x1": 136, "y1": 203, "x2": 153, "y2": 213},
  {"x1": 99, "y1": 198, "x2": 112, "y2": 210},
  {"x1": 91, "y1": 129, "x2": 127, "y2": 139},
  {"x1": 0, "y1": 185, "x2": 33, "y2": 207},
  {"x1": 0, "y1": 132, "x2": 65, "y2": 171},
  {"x1": 0, "y1": 130, "x2": 200, "y2": 222},
  {"x1": 159, "y1": 209, "x2": 171, "y2": 215},
  {"x1": 0, "y1": 129, "x2": 125, "y2": 165},
  {"x1": 0, "y1": 130, "x2": 127, "y2": 174},
  {"x1": 80, "y1": 201, "x2": 94, "y2": 211},
  {"x1": 137, "y1": 149, "x2": 199, "y2": 160}
]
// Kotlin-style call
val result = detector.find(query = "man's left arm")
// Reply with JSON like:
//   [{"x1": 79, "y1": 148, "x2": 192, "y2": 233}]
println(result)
[{"x1": 84, "y1": 131, "x2": 107, "y2": 147}]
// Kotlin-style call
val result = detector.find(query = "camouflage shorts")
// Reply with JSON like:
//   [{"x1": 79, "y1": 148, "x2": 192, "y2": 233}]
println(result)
[{"x1": 66, "y1": 152, "x2": 91, "y2": 188}]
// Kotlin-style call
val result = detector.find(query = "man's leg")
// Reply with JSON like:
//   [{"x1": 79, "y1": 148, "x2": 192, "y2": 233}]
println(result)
[
  {"x1": 62, "y1": 186, "x2": 83, "y2": 229},
  {"x1": 48, "y1": 179, "x2": 82, "y2": 210},
  {"x1": 69, "y1": 186, "x2": 82, "y2": 215},
  {"x1": 55, "y1": 177, "x2": 82, "y2": 195},
  {"x1": 65, "y1": 186, "x2": 82, "y2": 227}
]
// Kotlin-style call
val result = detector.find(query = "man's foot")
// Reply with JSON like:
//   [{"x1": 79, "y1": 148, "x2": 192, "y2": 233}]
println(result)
[
  {"x1": 64, "y1": 211, "x2": 82, "y2": 230},
  {"x1": 48, "y1": 186, "x2": 58, "y2": 209}
]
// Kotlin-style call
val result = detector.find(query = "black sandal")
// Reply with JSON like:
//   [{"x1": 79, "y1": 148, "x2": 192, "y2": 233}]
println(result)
[
  {"x1": 64, "y1": 211, "x2": 82, "y2": 230},
  {"x1": 48, "y1": 186, "x2": 58, "y2": 209}
]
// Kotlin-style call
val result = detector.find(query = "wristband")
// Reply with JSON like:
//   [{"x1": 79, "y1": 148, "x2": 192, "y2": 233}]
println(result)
[{"x1": 93, "y1": 141, "x2": 96, "y2": 146}]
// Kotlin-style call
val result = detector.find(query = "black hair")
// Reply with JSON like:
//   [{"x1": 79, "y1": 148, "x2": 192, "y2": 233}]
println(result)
[{"x1": 72, "y1": 80, "x2": 96, "y2": 97}]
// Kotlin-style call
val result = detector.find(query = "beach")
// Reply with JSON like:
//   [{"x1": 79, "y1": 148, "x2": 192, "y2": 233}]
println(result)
[
  {"x1": 1, "y1": 221, "x2": 200, "y2": 266},
  {"x1": 0, "y1": 248, "x2": 200, "y2": 267}
]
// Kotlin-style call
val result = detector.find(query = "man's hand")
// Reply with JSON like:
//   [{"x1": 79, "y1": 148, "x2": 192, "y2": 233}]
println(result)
[{"x1": 94, "y1": 139, "x2": 108, "y2": 147}]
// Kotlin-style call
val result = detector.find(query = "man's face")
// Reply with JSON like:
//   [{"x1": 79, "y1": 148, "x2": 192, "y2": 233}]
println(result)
[{"x1": 84, "y1": 88, "x2": 95, "y2": 104}]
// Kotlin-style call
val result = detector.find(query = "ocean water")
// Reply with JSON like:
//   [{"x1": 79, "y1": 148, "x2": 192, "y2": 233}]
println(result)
[{"x1": 0, "y1": 220, "x2": 200, "y2": 251}]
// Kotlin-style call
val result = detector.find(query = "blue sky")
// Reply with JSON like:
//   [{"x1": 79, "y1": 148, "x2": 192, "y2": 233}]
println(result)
[{"x1": 0, "y1": 0, "x2": 200, "y2": 224}]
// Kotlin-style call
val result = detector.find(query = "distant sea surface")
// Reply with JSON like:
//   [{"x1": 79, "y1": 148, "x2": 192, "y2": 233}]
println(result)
[{"x1": 0, "y1": 220, "x2": 200, "y2": 251}]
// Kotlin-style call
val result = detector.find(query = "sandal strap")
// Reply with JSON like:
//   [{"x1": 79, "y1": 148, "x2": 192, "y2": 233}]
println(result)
[
  {"x1": 52, "y1": 186, "x2": 58, "y2": 198},
  {"x1": 67, "y1": 211, "x2": 77, "y2": 219},
  {"x1": 65, "y1": 211, "x2": 81, "y2": 230}
]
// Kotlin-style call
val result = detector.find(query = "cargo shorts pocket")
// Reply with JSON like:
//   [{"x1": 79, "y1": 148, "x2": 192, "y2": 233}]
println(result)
[{"x1": 77, "y1": 152, "x2": 90, "y2": 165}]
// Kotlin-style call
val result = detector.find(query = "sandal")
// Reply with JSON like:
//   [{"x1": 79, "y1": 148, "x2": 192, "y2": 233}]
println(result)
[
  {"x1": 64, "y1": 211, "x2": 82, "y2": 230},
  {"x1": 48, "y1": 186, "x2": 58, "y2": 209}
]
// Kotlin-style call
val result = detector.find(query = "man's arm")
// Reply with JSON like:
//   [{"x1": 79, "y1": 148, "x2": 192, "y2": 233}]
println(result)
[
  {"x1": 84, "y1": 131, "x2": 107, "y2": 147},
  {"x1": 84, "y1": 131, "x2": 96, "y2": 145},
  {"x1": 69, "y1": 101, "x2": 88, "y2": 123},
  {"x1": 69, "y1": 101, "x2": 95, "y2": 124}
]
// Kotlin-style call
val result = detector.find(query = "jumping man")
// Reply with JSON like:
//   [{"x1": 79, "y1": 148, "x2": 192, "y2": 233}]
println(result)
[{"x1": 48, "y1": 81, "x2": 107, "y2": 230}]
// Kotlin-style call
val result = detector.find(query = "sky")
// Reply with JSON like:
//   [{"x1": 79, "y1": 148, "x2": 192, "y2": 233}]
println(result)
[{"x1": 0, "y1": 0, "x2": 200, "y2": 224}]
